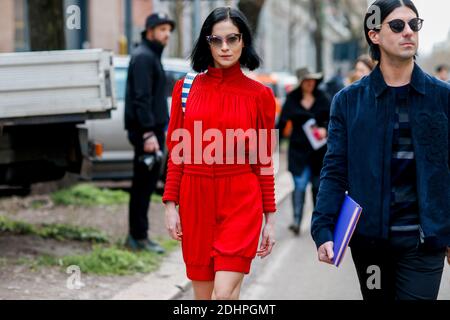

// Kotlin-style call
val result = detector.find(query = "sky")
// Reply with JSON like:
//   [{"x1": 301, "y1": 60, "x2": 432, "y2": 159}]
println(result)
[{"x1": 403, "y1": 0, "x2": 450, "y2": 55}]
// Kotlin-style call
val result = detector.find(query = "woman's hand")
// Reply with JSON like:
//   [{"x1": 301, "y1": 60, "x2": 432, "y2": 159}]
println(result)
[
  {"x1": 257, "y1": 212, "x2": 276, "y2": 259},
  {"x1": 164, "y1": 201, "x2": 182, "y2": 241}
]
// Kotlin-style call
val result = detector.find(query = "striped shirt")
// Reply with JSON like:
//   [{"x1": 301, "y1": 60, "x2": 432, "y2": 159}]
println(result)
[{"x1": 389, "y1": 85, "x2": 420, "y2": 229}]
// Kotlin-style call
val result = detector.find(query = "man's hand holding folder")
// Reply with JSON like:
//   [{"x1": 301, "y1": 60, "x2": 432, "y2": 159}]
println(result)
[
  {"x1": 318, "y1": 241, "x2": 334, "y2": 265},
  {"x1": 316, "y1": 195, "x2": 362, "y2": 267}
]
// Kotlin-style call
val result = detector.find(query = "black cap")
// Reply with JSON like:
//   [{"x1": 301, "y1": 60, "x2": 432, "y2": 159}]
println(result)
[{"x1": 144, "y1": 12, "x2": 175, "y2": 31}]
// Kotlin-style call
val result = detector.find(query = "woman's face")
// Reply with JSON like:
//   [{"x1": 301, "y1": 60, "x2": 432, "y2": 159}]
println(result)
[
  {"x1": 354, "y1": 61, "x2": 372, "y2": 80},
  {"x1": 208, "y1": 20, "x2": 243, "y2": 69},
  {"x1": 301, "y1": 79, "x2": 317, "y2": 94}
]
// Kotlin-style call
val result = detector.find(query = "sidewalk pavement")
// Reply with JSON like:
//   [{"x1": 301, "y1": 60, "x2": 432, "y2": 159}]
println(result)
[{"x1": 111, "y1": 169, "x2": 295, "y2": 300}]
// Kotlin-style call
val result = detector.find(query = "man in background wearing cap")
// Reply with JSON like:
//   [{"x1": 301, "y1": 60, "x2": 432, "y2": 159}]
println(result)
[{"x1": 124, "y1": 13, "x2": 175, "y2": 253}]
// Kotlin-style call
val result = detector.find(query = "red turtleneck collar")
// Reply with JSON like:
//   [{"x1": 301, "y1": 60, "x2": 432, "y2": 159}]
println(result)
[{"x1": 205, "y1": 63, "x2": 244, "y2": 82}]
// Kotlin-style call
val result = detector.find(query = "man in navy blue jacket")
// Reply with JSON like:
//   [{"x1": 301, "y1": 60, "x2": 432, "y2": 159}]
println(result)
[{"x1": 312, "y1": 0, "x2": 450, "y2": 300}]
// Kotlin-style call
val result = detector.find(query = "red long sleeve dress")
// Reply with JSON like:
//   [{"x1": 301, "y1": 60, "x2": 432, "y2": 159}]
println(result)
[{"x1": 162, "y1": 63, "x2": 277, "y2": 281}]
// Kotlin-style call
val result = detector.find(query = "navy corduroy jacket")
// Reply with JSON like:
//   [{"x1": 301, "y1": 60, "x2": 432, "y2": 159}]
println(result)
[{"x1": 311, "y1": 63, "x2": 450, "y2": 249}]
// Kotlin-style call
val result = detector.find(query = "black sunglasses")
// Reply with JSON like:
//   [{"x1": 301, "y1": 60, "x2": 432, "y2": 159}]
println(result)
[{"x1": 376, "y1": 17, "x2": 424, "y2": 33}]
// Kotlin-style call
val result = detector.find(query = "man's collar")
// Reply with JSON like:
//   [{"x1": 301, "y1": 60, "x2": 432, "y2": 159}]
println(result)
[
  {"x1": 142, "y1": 38, "x2": 164, "y2": 57},
  {"x1": 370, "y1": 62, "x2": 426, "y2": 97}
]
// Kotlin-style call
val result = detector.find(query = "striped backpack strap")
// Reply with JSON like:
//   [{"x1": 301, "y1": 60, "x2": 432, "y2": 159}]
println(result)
[{"x1": 181, "y1": 72, "x2": 198, "y2": 113}]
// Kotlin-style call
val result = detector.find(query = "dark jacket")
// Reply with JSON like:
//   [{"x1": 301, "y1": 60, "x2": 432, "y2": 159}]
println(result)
[
  {"x1": 277, "y1": 87, "x2": 331, "y2": 176},
  {"x1": 311, "y1": 63, "x2": 450, "y2": 249},
  {"x1": 125, "y1": 38, "x2": 169, "y2": 136}
]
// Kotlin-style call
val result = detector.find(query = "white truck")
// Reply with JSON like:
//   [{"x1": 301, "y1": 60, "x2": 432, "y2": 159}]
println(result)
[{"x1": 0, "y1": 49, "x2": 116, "y2": 191}]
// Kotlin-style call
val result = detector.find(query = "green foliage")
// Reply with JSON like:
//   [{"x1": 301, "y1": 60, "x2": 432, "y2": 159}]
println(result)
[
  {"x1": 0, "y1": 216, "x2": 36, "y2": 235},
  {"x1": 51, "y1": 184, "x2": 129, "y2": 206},
  {"x1": 51, "y1": 184, "x2": 162, "y2": 206},
  {"x1": 37, "y1": 223, "x2": 109, "y2": 243},
  {"x1": 37, "y1": 240, "x2": 178, "y2": 276},
  {"x1": 0, "y1": 216, "x2": 108, "y2": 243},
  {"x1": 58, "y1": 246, "x2": 160, "y2": 275}
]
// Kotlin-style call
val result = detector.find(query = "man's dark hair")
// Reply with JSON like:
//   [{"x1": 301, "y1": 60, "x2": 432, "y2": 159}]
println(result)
[
  {"x1": 364, "y1": 0, "x2": 419, "y2": 61},
  {"x1": 190, "y1": 7, "x2": 261, "y2": 72},
  {"x1": 436, "y1": 64, "x2": 449, "y2": 73}
]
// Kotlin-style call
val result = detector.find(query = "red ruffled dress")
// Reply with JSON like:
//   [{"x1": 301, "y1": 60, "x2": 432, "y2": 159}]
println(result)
[{"x1": 162, "y1": 63, "x2": 277, "y2": 281}]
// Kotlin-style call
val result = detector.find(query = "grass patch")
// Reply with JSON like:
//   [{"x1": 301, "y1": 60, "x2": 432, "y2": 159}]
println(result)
[
  {"x1": 1, "y1": 215, "x2": 178, "y2": 276},
  {"x1": 151, "y1": 193, "x2": 162, "y2": 203},
  {"x1": 0, "y1": 216, "x2": 36, "y2": 235},
  {"x1": 0, "y1": 257, "x2": 7, "y2": 267},
  {"x1": 29, "y1": 199, "x2": 49, "y2": 210},
  {"x1": 57, "y1": 246, "x2": 160, "y2": 275},
  {"x1": 0, "y1": 216, "x2": 108, "y2": 243},
  {"x1": 51, "y1": 184, "x2": 162, "y2": 207},
  {"x1": 32, "y1": 239, "x2": 179, "y2": 275},
  {"x1": 51, "y1": 184, "x2": 129, "y2": 206},
  {"x1": 38, "y1": 223, "x2": 109, "y2": 243}
]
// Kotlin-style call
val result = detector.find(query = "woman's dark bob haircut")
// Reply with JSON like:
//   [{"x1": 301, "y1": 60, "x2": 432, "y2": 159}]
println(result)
[
  {"x1": 190, "y1": 7, "x2": 261, "y2": 72},
  {"x1": 364, "y1": 0, "x2": 419, "y2": 61}
]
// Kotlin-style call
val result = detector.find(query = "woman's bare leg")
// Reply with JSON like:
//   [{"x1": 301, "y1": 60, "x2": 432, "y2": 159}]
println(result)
[
  {"x1": 192, "y1": 281, "x2": 214, "y2": 300},
  {"x1": 230, "y1": 277, "x2": 244, "y2": 300},
  {"x1": 213, "y1": 271, "x2": 245, "y2": 300}
]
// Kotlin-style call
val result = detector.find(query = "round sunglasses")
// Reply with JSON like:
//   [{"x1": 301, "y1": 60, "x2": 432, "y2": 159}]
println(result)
[
  {"x1": 206, "y1": 33, "x2": 243, "y2": 48},
  {"x1": 376, "y1": 17, "x2": 424, "y2": 33}
]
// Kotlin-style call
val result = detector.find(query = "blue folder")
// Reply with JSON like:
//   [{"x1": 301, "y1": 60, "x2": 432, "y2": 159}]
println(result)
[{"x1": 333, "y1": 195, "x2": 362, "y2": 267}]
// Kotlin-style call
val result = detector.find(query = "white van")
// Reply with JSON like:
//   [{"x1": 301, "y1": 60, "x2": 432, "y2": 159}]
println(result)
[{"x1": 85, "y1": 56, "x2": 191, "y2": 182}]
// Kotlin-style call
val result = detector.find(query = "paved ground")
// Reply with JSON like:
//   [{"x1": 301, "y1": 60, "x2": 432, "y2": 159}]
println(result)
[
  {"x1": 178, "y1": 185, "x2": 450, "y2": 300},
  {"x1": 246, "y1": 195, "x2": 450, "y2": 300}
]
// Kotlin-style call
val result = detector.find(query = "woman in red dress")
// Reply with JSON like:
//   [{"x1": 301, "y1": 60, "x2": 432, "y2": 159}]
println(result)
[{"x1": 162, "y1": 7, "x2": 277, "y2": 300}]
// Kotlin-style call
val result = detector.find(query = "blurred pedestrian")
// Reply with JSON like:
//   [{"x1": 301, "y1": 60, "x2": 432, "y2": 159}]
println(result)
[
  {"x1": 277, "y1": 67, "x2": 331, "y2": 236},
  {"x1": 348, "y1": 54, "x2": 376, "y2": 83},
  {"x1": 312, "y1": 0, "x2": 450, "y2": 300},
  {"x1": 124, "y1": 13, "x2": 176, "y2": 253},
  {"x1": 435, "y1": 64, "x2": 449, "y2": 82},
  {"x1": 322, "y1": 68, "x2": 345, "y2": 100},
  {"x1": 162, "y1": 7, "x2": 277, "y2": 300}
]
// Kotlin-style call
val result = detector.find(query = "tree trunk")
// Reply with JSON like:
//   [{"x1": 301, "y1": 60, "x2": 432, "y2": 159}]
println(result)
[
  {"x1": 310, "y1": 0, "x2": 323, "y2": 72},
  {"x1": 28, "y1": 0, "x2": 65, "y2": 51},
  {"x1": 173, "y1": 0, "x2": 184, "y2": 58},
  {"x1": 237, "y1": 0, "x2": 266, "y2": 35}
]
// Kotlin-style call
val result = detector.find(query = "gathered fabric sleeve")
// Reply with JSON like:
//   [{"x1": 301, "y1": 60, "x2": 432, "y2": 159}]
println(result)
[
  {"x1": 162, "y1": 80, "x2": 184, "y2": 205},
  {"x1": 252, "y1": 86, "x2": 277, "y2": 214}
]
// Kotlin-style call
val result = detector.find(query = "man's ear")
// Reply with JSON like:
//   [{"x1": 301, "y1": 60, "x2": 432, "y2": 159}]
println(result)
[
  {"x1": 368, "y1": 29, "x2": 380, "y2": 45},
  {"x1": 146, "y1": 28, "x2": 154, "y2": 40}
]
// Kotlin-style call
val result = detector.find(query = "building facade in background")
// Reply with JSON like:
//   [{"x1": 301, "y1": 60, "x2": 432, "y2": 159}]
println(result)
[
  {"x1": 0, "y1": 0, "x2": 368, "y2": 77},
  {"x1": 419, "y1": 30, "x2": 450, "y2": 74}
]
